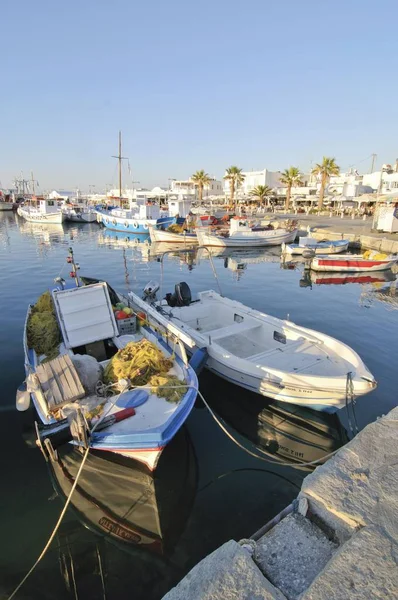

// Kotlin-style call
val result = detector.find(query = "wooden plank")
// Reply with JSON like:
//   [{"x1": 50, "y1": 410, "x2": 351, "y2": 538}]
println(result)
[
  {"x1": 36, "y1": 354, "x2": 85, "y2": 411},
  {"x1": 58, "y1": 355, "x2": 85, "y2": 400}
]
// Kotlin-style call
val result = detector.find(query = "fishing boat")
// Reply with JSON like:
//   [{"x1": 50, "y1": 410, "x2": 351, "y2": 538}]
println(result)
[
  {"x1": 196, "y1": 218, "x2": 298, "y2": 247},
  {"x1": 0, "y1": 191, "x2": 15, "y2": 211},
  {"x1": 282, "y1": 238, "x2": 349, "y2": 255},
  {"x1": 149, "y1": 224, "x2": 198, "y2": 244},
  {"x1": 309, "y1": 251, "x2": 397, "y2": 272},
  {"x1": 17, "y1": 197, "x2": 65, "y2": 224},
  {"x1": 62, "y1": 197, "x2": 97, "y2": 223},
  {"x1": 96, "y1": 132, "x2": 173, "y2": 234},
  {"x1": 130, "y1": 280, "x2": 377, "y2": 411},
  {"x1": 16, "y1": 250, "x2": 201, "y2": 471}
]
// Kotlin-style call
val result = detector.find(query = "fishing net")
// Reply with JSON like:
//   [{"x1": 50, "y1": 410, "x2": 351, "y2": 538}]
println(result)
[
  {"x1": 149, "y1": 374, "x2": 187, "y2": 403},
  {"x1": 363, "y1": 250, "x2": 388, "y2": 260},
  {"x1": 168, "y1": 223, "x2": 185, "y2": 234},
  {"x1": 27, "y1": 292, "x2": 61, "y2": 359},
  {"x1": 103, "y1": 339, "x2": 173, "y2": 387}
]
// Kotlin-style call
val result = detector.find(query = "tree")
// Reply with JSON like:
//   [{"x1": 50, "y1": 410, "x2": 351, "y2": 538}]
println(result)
[
  {"x1": 224, "y1": 166, "x2": 245, "y2": 210},
  {"x1": 279, "y1": 167, "x2": 303, "y2": 212},
  {"x1": 191, "y1": 170, "x2": 211, "y2": 203},
  {"x1": 312, "y1": 157, "x2": 340, "y2": 211},
  {"x1": 249, "y1": 185, "x2": 273, "y2": 206}
]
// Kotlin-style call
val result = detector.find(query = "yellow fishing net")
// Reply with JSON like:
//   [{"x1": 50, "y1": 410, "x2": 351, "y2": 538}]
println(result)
[
  {"x1": 363, "y1": 250, "x2": 388, "y2": 260},
  {"x1": 103, "y1": 339, "x2": 173, "y2": 387},
  {"x1": 149, "y1": 374, "x2": 187, "y2": 403},
  {"x1": 27, "y1": 291, "x2": 61, "y2": 359},
  {"x1": 168, "y1": 223, "x2": 185, "y2": 234}
]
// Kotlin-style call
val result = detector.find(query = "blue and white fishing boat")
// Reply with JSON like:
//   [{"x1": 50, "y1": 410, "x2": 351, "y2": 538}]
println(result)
[
  {"x1": 16, "y1": 250, "x2": 202, "y2": 471},
  {"x1": 282, "y1": 237, "x2": 350, "y2": 255}
]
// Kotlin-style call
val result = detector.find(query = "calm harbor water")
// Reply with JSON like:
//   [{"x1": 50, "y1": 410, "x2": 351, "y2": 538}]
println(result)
[{"x1": 1, "y1": 212, "x2": 397, "y2": 599}]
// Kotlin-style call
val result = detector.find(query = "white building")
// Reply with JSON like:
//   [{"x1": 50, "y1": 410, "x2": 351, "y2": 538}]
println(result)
[
  {"x1": 362, "y1": 162, "x2": 398, "y2": 194},
  {"x1": 170, "y1": 178, "x2": 223, "y2": 199},
  {"x1": 223, "y1": 169, "x2": 283, "y2": 198},
  {"x1": 49, "y1": 190, "x2": 77, "y2": 201}
]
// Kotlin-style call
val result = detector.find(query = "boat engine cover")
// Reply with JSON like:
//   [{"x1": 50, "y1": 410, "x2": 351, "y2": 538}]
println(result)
[{"x1": 175, "y1": 282, "x2": 191, "y2": 307}]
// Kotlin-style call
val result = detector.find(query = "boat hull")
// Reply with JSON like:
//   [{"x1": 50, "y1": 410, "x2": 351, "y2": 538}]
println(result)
[
  {"x1": 284, "y1": 240, "x2": 349, "y2": 255},
  {"x1": 197, "y1": 228, "x2": 298, "y2": 247},
  {"x1": 0, "y1": 202, "x2": 14, "y2": 211},
  {"x1": 311, "y1": 255, "x2": 397, "y2": 272},
  {"x1": 64, "y1": 210, "x2": 98, "y2": 223},
  {"x1": 97, "y1": 211, "x2": 175, "y2": 234},
  {"x1": 17, "y1": 207, "x2": 64, "y2": 224},
  {"x1": 149, "y1": 226, "x2": 198, "y2": 244}
]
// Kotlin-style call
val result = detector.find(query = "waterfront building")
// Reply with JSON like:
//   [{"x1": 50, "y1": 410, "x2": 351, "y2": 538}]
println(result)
[{"x1": 170, "y1": 178, "x2": 223, "y2": 199}]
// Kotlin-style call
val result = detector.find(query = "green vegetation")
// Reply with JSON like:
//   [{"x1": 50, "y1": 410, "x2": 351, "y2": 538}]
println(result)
[{"x1": 279, "y1": 167, "x2": 303, "y2": 211}]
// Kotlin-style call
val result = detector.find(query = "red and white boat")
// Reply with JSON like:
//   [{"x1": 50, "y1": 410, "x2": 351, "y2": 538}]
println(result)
[{"x1": 310, "y1": 252, "x2": 397, "y2": 273}]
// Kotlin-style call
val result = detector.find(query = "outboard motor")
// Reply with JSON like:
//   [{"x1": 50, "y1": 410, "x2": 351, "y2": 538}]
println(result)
[
  {"x1": 165, "y1": 282, "x2": 192, "y2": 307},
  {"x1": 143, "y1": 280, "x2": 160, "y2": 301}
]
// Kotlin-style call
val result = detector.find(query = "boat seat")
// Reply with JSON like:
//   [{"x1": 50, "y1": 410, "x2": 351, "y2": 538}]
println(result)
[
  {"x1": 35, "y1": 354, "x2": 85, "y2": 413},
  {"x1": 248, "y1": 338, "x2": 306, "y2": 362},
  {"x1": 210, "y1": 322, "x2": 260, "y2": 340}
]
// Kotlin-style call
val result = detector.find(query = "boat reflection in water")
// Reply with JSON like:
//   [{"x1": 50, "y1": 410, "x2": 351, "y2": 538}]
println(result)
[
  {"x1": 300, "y1": 269, "x2": 396, "y2": 288},
  {"x1": 47, "y1": 428, "x2": 197, "y2": 598},
  {"x1": 199, "y1": 371, "x2": 349, "y2": 471},
  {"x1": 197, "y1": 246, "x2": 281, "y2": 279}
]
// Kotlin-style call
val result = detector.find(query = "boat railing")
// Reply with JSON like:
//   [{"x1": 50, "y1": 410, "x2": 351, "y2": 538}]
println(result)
[{"x1": 158, "y1": 246, "x2": 223, "y2": 300}]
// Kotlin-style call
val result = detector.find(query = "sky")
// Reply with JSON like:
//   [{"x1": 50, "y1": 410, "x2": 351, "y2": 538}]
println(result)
[{"x1": 1, "y1": 0, "x2": 398, "y2": 191}]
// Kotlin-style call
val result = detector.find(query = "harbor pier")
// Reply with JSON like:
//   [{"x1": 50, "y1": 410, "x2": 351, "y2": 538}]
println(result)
[{"x1": 163, "y1": 406, "x2": 398, "y2": 599}]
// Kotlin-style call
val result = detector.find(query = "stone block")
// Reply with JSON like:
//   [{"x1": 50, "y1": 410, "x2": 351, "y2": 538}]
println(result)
[
  {"x1": 299, "y1": 411, "x2": 398, "y2": 544},
  {"x1": 163, "y1": 540, "x2": 286, "y2": 600},
  {"x1": 255, "y1": 513, "x2": 337, "y2": 600},
  {"x1": 301, "y1": 525, "x2": 398, "y2": 600}
]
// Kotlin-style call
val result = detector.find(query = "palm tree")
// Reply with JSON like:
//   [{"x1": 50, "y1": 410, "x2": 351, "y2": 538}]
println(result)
[
  {"x1": 279, "y1": 167, "x2": 303, "y2": 212},
  {"x1": 312, "y1": 157, "x2": 340, "y2": 211},
  {"x1": 191, "y1": 170, "x2": 211, "y2": 203},
  {"x1": 249, "y1": 185, "x2": 273, "y2": 207},
  {"x1": 224, "y1": 166, "x2": 245, "y2": 210}
]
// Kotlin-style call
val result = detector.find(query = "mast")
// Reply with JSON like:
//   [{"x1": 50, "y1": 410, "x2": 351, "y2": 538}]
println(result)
[
  {"x1": 112, "y1": 131, "x2": 127, "y2": 207},
  {"x1": 31, "y1": 171, "x2": 36, "y2": 196}
]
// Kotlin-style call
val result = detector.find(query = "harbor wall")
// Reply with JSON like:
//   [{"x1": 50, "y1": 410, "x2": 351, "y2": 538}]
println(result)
[{"x1": 163, "y1": 405, "x2": 398, "y2": 600}]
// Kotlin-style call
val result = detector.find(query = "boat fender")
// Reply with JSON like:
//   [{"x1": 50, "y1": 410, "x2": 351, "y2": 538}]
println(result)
[
  {"x1": 124, "y1": 221, "x2": 129, "y2": 227},
  {"x1": 302, "y1": 248, "x2": 316, "y2": 259},
  {"x1": 116, "y1": 389, "x2": 149, "y2": 409},
  {"x1": 189, "y1": 347, "x2": 208, "y2": 375},
  {"x1": 133, "y1": 221, "x2": 138, "y2": 229},
  {"x1": 143, "y1": 223, "x2": 148, "y2": 230},
  {"x1": 16, "y1": 381, "x2": 31, "y2": 412}
]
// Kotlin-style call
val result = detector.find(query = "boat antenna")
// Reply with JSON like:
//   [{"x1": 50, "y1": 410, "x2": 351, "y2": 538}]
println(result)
[{"x1": 111, "y1": 131, "x2": 128, "y2": 207}]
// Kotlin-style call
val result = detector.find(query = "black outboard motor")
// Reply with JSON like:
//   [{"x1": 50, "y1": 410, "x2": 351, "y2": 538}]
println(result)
[{"x1": 165, "y1": 282, "x2": 192, "y2": 307}]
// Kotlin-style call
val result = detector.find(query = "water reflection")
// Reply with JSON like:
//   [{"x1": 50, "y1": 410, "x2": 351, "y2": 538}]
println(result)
[
  {"x1": 199, "y1": 371, "x2": 349, "y2": 471},
  {"x1": 47, "y1": 429, "x2": 197, "y2": 597},
  {"x1": 299, "y1": 269, "x2": 396, "y2": 289}
]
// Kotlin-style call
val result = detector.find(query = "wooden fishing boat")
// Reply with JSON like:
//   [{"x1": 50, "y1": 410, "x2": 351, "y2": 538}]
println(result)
[
  {"x1": 16, "y1": 252, "x2": 201, "y2": 471},
  {"x1": 283, "y1": 238, "x2": 349, "y2": 255},
  {"x1": 17, "y1": 198, "x2": 64, "y2": 224},
  {"x1": 149, "y1": 224, "x2": 198, "y2": 244},
  {"x1": 196, "y1": 218, "x2": 297, "y2": 247},
  {"x1": 130, "y1": 283, "x2": 377, "y2": 411},
  {"x1": 310, "y1": 252, "x2": 397, "y2": 272}
]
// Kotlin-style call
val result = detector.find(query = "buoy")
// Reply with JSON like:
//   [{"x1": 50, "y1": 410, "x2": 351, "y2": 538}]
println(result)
[
  {"x1": 302, "y1": 248, "x2": 315, "y2": 259},
  {"x1": 16, "y1": 381, "x2": 31, "y2": 412}
]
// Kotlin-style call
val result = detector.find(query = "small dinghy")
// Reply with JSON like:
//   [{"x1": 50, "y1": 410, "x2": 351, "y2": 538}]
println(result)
[
  {"x1": 130, "y1": 282, "x2": 377, "y2": 411},
  {"x1": 196, "y1": 218, "x2": 298, "y2": 247},
  {"x1": 16, "y1": 250, "x2": 200, "y2": 470},
  {"x1": 283, "y1": 237, "x2": 349, "y2": 255},
  {"x1": 310, "y1": 250, "x2": 397, "y2": 272},
  {"x1": 149, "y1": 224, "x2": 198, "y2": 244}
]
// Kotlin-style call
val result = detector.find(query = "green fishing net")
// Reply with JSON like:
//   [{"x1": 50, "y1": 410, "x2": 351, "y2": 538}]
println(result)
[{"x1": 27, "y1": 291, "x2": 61, "y2": 359}]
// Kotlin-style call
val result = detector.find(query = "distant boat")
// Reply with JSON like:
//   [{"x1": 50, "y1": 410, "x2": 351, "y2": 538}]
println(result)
[
  {"x1": 0, "y1": 193, "x2": 14, "y2": 211},
  {"x1": 63, "y1": 205, "x2": 97, "y2": 222},
  {"x1": 283, "y1": 238, "x2": 349, "y2": 255},
  {"x1": 196, "y1": 218, "x2": 298, "y2": 247},
  {"x1": 17, "y1": 197, "x2": 64, "y2": 224},
  {"x1": 310, "y1": 253, "x2": 398, "y2": 272}
]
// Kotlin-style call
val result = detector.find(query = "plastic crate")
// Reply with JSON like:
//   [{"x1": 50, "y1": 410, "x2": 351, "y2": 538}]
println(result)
[{"x1": 117, "y1": 316, "x2": 137, "y2": 335}]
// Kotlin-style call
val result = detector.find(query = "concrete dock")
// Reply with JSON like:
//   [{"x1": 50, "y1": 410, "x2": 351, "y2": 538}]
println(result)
[
  {"x1": 163, "y1": 406, "x2": 398, "y2": 599},
  {"x1": 293, "y1": 214, "x2": 398, "y2": 253}
]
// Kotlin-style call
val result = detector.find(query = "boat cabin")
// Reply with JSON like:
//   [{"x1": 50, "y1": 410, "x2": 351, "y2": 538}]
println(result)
[{"x1": 168, "y1": 195, "x2": 194, "y2": 219}]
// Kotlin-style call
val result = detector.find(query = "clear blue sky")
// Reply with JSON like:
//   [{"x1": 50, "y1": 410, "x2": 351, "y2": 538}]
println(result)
[{"x1": 1, "y1": 0, "x2": 397, "y2": 191}]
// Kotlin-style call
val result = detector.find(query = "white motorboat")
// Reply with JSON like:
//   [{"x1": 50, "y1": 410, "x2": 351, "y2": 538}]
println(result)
[
  {"x1": 62, "y1": 202, "x2": 98, "y2": 222},
  {"x1": 17, "y1": 198, "x2": 64, "y2": 224},
  {"x1": 196, "y1": 218, "x2": 298, "y2": 247},
  {"x1": 129, "y1": 283, "x2": 376, "y2": 411},
  {"x1": 283, "y1": 238, "x2": 350, "y2": 255},
  {"x1": 0, "y1": 199, "x2": 14, "y2": 211},
  {"x1": 149, "y1": 224, "x2": 198, "y2": 244}
]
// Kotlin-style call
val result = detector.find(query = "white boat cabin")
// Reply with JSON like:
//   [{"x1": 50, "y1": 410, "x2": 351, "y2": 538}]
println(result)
[{"x1": 167, "y1": 195, "x2": 194, "y2": 219}]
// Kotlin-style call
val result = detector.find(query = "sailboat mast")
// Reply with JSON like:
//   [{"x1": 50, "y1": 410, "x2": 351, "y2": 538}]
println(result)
[
  {"x1": 31, "y1": 171, "x2": 35, "y2": 196},
  {"x1": 119, "y1": 131, "x2": 122, "y2": 201}
]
